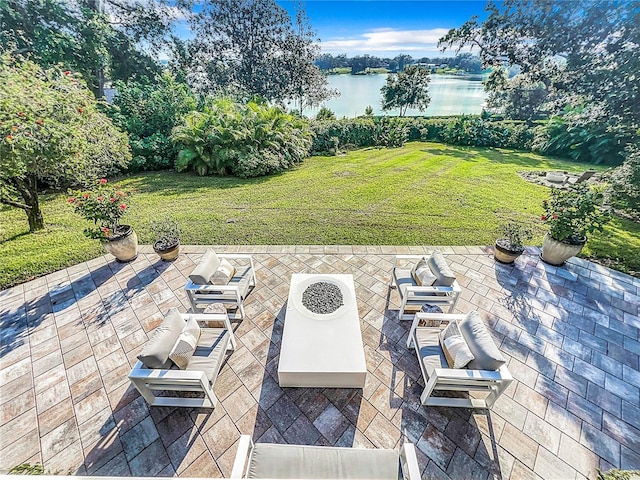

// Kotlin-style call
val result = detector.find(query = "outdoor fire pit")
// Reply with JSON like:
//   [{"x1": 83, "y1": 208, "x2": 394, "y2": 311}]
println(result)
[{"x1": 277, "y1": 274, "x2": 367, "y2": 387}]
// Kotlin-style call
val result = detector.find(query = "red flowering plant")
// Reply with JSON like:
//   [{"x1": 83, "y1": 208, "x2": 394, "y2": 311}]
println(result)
[
  {"x1": 68, "y1": 178, "x2": 133, "y2": 239},
  {"x1": 541, "y1": 183, "x2": 610, "y2": 244}
]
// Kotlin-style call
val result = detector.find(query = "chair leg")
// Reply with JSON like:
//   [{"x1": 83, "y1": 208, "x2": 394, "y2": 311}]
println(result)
[
  {"x1": 130, "y1": 378, "x2": 157, "y2": 405},
  {"x1": 420, "y1": 375, "x2": 438, "y2": 405}
]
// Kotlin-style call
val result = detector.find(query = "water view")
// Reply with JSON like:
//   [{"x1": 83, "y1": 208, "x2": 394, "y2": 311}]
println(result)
[{"x1": 310, "y1": 73, "x2": 487, "y2": 118}]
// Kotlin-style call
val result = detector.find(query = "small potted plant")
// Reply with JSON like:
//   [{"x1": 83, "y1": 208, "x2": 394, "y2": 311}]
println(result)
[
  {"x1": 69, "y1": 178, "x2": 138, "y2": 262},
  {"x1": 540, "y1": 183, "x2": 610, "y2": 265},
  {"x1": 494, "y1": 223, "x2": 532, "y2": 264},
  {"x1": 150, "y1": 217, "x2": 181, "y2": 261}
]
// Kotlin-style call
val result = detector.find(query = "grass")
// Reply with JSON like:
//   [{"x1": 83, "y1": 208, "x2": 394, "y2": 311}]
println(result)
[{"x1": 1, "y1": 141, "x2": 639, "y2": 288}]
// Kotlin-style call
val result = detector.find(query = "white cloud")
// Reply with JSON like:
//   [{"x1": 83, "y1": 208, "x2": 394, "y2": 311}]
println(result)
[{"x1": 319, "y1": 28, "x2": 471, "y2": 57}]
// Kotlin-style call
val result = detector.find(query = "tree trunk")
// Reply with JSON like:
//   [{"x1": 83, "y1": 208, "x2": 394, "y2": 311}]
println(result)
[{"x1": 13, "y1": 175, "x2": 44, "y2": 232}]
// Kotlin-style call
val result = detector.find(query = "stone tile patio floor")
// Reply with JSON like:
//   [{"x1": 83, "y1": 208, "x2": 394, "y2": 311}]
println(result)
[{"x1": 1, "y1": 245, "x2": 639, "y2": 479}]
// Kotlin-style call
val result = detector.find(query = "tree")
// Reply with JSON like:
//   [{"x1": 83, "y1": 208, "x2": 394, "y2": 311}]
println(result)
[
  {"x1": 380, "y1": 65, "x2": 431, "y2": 117},
  {"x1": 1, "y1": 0, "x2": 190, "y2": 97},
  {"x1": 392, "y1": 54, "x2": 413, "y2": 72},
  {"x1": 109, "y1": 72, "x2": 197, "y2": 171},
  {"x1": 0, "y1": 57, "x2": 130, "y2": 232},
  {"x1": 185, "y1": 0, "x2": 304, "y2": 103},
  {"x1": 438, "y1": 0, "x2": 640, "y2": 128},
  {"x1": 280, "y1": 7, "x2": 339, "y2": 114}
]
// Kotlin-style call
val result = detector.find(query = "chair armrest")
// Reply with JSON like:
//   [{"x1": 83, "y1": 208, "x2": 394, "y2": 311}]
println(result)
[
  {"x1": 185, "y1": 280, "x2": 242, "y2": 292},
  {"x1": 407, "y1": 313, "x2": 467, "y2": 349},
  {"x1": 415, "y1": 312, "x2": 467, "y2": 322},
  {"x1": 393, "y1": 255, "x2": 426, "y2": 269},
  {"x1": 128, "y1": 361, "x2": 208, "y2": 381},
  {"x1": 405, "y1": 285, "x2": 455, "y2": 294},
  {"x1": 400, "y1": 443, "x2": 421, "y2": 480},
  {"x1": 432, "y1": 364, "x2": 512, "y2": 381},
  {"x1": 231, "y1": 435, "x2": 254, "y2": 478}
]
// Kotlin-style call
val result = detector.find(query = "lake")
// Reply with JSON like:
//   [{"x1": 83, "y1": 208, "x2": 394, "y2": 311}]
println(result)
[{"x1": 308, "y1": 73, "x2": 486, "y2": 118}]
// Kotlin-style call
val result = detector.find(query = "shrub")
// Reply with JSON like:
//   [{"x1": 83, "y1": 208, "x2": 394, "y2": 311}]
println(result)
[
  {"x1": 69, "y1": 178, "x2": 133, "y2": 239},
  {"x1": 607, "y1": 144, "x2": 640, "y2": 219},
  {"x1": 532, "y1": 108, "x2": 636, "y2": 165},
  {"x1": 541, "y1": 183, "x2": 610, "y2": 243},
  {"x1": 109, "y1": 72, "x2": 197, "y2": 172},
  {"x1": 172, "y1": 98, "x2": 312, "y2": 178}
]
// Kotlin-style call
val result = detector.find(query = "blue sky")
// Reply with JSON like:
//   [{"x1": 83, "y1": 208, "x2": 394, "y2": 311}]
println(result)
[
  {"x1": 278, "y1": 1, "x2": 489, "y2": 57},
  {"x1": 173, "y1": 1, "x2": 489, "y2": 59}
]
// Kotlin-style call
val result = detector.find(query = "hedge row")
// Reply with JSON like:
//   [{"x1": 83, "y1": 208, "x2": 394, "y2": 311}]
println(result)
[{"x1": 310, "y1": 115, "x2": 535, "y2": 155}]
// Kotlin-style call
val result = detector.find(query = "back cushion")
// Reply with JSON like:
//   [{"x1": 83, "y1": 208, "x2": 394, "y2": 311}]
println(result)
[
  {"x1": 427, "y1": 250, "x2": 457, "y2": 287},
  {"x1": 189, "y1": 249, "x2": 221, "y2": 285},
  {"x1": 210, "y1": 258, "x2": 236, "y2": 285},
  {"x1": 137, "y1": 308, "x2": 185, "y2": 369},
  {"x1": 459, "y1": 311, "x2": 506, "y2": 371},
  {"x1": 411, "y1": 257, "x2": 437, "y2": 286}
]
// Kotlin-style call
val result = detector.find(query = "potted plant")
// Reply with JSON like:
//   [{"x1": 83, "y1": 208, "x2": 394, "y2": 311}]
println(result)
[
  {"x1": 494, "y1": 223, "x2": 532, "y2": 264},
  {"x1": 69, "y1": 178, "x2": 138, "y2": 262},
  {"x1": 150, "y1": 217, "x2": 181, "y2": 261},
  {"x1": 540, "y1": 183, "x2": 610, "y2": 266}
]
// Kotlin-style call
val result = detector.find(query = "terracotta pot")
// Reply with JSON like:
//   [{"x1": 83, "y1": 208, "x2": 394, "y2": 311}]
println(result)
[
  {"x1": 540, "y1": 233, "x2": 585, "y2": 266},
  {"x1": 102, "y1": 225, "x2": 138, "y2": 262},
  {"x1": 153, "y1": 240, "x2": 180, "y2": 262},
  {"x1": 494, "y1": 240, "x2": 525, "y2": 264}
]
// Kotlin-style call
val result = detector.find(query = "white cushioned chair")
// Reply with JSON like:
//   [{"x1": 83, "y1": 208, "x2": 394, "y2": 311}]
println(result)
[
  {"x1": 185, "y1": 249, "x2": 256, "y2": 320},
  {"x1": 129, "y1": 308, "x2": 235, "y2": 408},
  {"x1": 390, "y1": 252, "x2": 462, "y2": 320},
  {"x1": 408, "y1": 311, "x2": 512, "y2": 409},
  {"x1": 231, "y1": 435, "x2": 421, "y2": 480}
]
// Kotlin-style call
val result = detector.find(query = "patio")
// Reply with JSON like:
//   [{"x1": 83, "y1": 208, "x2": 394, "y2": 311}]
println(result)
[{"x1": 1, "y1": 245, "x2": 639, "y2": 479}]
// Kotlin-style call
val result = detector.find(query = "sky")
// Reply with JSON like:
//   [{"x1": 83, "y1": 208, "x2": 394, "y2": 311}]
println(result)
[
  {"x1": 172, "y1": 1, "x2": 490, "y2": 59},
  {"x1": 278, "y1": 1, "x2": 489, "y2": 58}
]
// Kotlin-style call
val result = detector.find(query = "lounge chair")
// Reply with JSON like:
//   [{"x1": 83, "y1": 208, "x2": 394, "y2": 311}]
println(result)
[
  {"x1": 129, "y1": 308, "x2": 235, "y2": 408},
  {"x1": 231, "y1": 435, "x2": 421, "y2": 480},
  {"x1": 390, "y1": 252, "x2": 462, "y2": 320},
  {"x1": 564, "y1": 170, "x2": 596, "y2": 186},
  {"x1": 408, "y1": 311, "x2": 512, "y2": 408},
  {"x1": 185, "y1": 249, "x2": 256, "y2": 320}
]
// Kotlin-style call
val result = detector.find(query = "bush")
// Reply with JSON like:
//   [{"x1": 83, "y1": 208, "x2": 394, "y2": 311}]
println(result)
[
  {"x1": 172, "y1": 98, "x2": 313, "y2": 178},
  {"x1": 532, "y1": 109, "x2": 636, "y2": 166},
  {"x1": 109, "y1": 72, "x2": 197, "y2": 172},
  {"x1": 309, "y1": 115, "x2": 535, "y2": 154},
  {"x1": 607, "y1": 144, "x2": 640, "y2": 219}
]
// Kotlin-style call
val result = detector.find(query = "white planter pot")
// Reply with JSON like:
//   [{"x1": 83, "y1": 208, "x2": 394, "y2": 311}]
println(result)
[
  {"x1": 102, "y1": 225, "x2": 138, "y2": 262},
  {"x1": 540, "y1": 233, "x2": 585, "y2": 266}
]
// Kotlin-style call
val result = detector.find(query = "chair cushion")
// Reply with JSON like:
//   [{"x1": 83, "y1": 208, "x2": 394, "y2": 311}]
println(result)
[
  {"x1": 394, "y1": 268, "x2": 442, "y2": 300},
  {"x1": 183, "y1": 315, "x2": 201, "y2": 342},
  {"x1": 137, "y1": 308, "x2": 184, "y2": 369},
  {"x1": 169, "y1": 330, "x2": 198, "y2": 369},
  {"x1": 189, "y1": 249, "x2": 221, "y2": 285},
  {"x1": 211, "y1": 258, "x2": 236, "y2": 285},
  {"x1": 414, "y1": 328, "x2": 447, "y2": 380},
  {"x1": 247, "y1": 443, "x2": 400, "y2": 479},
  {"x1": 411, "y1": 257, "x2": 437, "y2": 286},
  {"x1": 459, "y1": 311, "x2": 506, "y2": 371},
  {"x1": 427, "y1": 250, "x2": 457, "y2": 287},
  {"x1": 439, "y1": 321, "x2": 474, "y2": 369},
  {"x1": 186, "y1": 328, "x2": 229, "y2": 383}
]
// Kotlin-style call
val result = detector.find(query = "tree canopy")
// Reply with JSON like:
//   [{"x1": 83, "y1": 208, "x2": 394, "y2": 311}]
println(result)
[
  {"x1": 0, "y1": 0, "x2": 191, "y2": 96},
  {"x1": 439, "y1": 0, "x2": 640, "y2": 128},
  {"x1": 185, "y1": 0, "x2": 336, "y2": 109},
  {"x1": 0, "y1": 56, "x2": 130, "y2": 231},
  {"x1": 380, "y1": 65, "x2": 431, "y2": 117}
]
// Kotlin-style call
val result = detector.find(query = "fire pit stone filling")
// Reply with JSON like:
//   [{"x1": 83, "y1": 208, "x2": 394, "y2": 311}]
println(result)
[{"x1": 301, "y1": 282, "x2": 344, "y2": 314}]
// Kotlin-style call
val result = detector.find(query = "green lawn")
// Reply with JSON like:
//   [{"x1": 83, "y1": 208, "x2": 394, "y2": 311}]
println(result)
[{"x1": 1, "y1": 141, "x2": 639, "y2": 288}]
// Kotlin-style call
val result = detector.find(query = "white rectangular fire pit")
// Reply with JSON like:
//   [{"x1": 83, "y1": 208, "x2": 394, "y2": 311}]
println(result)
[{"x1": 278, "y1": 274, "x2": 367, "y2": 388}]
